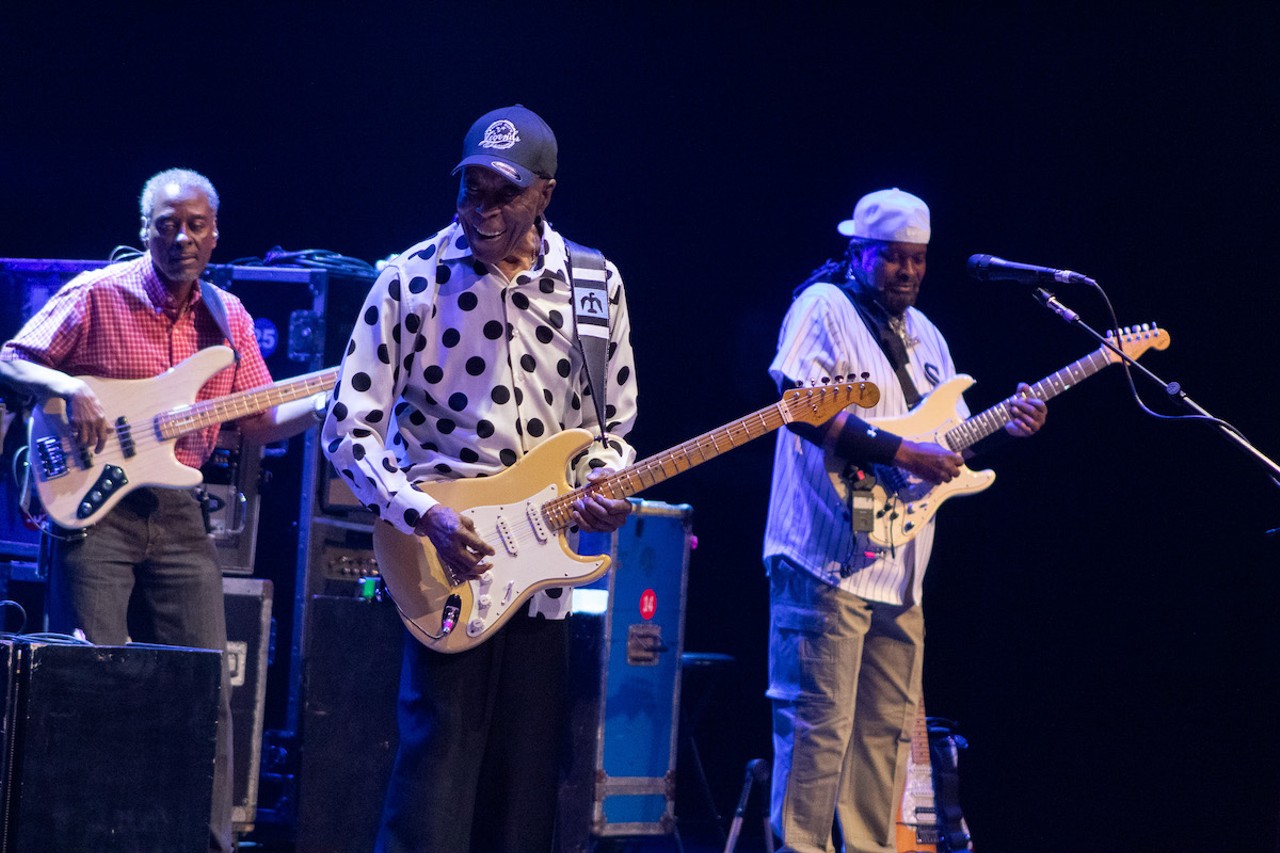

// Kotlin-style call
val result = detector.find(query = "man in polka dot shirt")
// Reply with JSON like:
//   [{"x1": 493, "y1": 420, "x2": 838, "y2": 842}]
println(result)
[{"x1": 322, "y1": 105, "x2": 638, "y2": 852}]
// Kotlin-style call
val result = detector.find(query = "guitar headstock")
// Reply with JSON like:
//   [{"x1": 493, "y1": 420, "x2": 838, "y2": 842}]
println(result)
[
  {"x1": 1104, "y1": 323, "x2": 1171, "y2": 363},
  {"x1": 782, "y1": 379, "x2": 881, "y2": 426}
]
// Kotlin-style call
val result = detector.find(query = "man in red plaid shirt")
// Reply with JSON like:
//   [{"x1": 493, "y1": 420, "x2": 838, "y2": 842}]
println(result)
[{"x1": 0, "y1": 168, "x2": 320, "y2": 852}]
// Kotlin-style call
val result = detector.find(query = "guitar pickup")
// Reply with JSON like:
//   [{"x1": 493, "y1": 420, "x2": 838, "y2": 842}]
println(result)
[
  {"x1": 494, "y1": 513, "x2": 518, "y2": 556},
  {"x1": 115, "y1": 416, "x2": 136, "y2": 458},
  {"x1": 526, "y1": 501, "x2": 550, "y2": 543},
  {"x1": 34, "y1": 435, "x2": 69, "y2": 479},
  {"x1": 76, "y1": 465, "x2": 129, "y2": 520}
]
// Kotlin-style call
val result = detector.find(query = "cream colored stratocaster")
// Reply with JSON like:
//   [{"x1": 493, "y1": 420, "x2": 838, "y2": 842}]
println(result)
[
  {"x1": 29, "y1": 346, "x2": 337, "y2": 528},
  {"x1": 374, "y1": 380, "x2": 881, "y2": 653},
  {"x1": 830, "y1": 324, "x2": 1170, "y2": 549}
]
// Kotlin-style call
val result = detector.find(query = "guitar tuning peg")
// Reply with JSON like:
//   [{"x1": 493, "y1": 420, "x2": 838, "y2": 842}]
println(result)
[{"x1": 833, "y1": 375, "x2": 844, "y2": 383}]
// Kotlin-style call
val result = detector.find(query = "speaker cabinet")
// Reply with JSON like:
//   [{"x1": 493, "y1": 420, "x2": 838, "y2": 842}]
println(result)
[
  {"x1": 294, "y1": 595, "x2": 403, "y2": 852},
  {"x1": 224, "y1": 577, "x2": 274, "y2": 832},
  {"x1": 0, "y1": 639, "x2": 221, "y2": 852}
]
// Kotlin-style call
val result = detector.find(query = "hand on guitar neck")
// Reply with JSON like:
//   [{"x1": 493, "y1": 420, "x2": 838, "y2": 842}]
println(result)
[{"x1": 889, "y1": 380, "x2": 1045, "y2": 485}]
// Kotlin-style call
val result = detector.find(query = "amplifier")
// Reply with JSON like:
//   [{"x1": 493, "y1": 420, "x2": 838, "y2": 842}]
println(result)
[
  {"x1": 305, "y1": 515, "x2": 380, "y2": 600},
  {"x1": 224, "y1": 577, "x2": 274, "y2": 832},
  {"x1": 294, "y1": 595, "x2": 403, "y2": 853},
  {"x1": 0, "y1": 639, "x2": 221, "y2": 851}
]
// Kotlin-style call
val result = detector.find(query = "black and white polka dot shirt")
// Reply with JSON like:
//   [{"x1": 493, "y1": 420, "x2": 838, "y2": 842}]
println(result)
[{"x1": 323, "y1": 218, "x2": 638, "y2": 543}]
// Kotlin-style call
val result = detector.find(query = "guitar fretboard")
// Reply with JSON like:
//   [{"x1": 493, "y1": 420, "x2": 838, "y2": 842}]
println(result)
[
  {"x1": 943, "y1": 328, "x2": 1162, "y2": 451},
  {"x1": 540, "y1": 382, "x2": 877, "y2": 531},
  {"x1": 158, "y1": 368, "x2": 339, "y2": 439}
]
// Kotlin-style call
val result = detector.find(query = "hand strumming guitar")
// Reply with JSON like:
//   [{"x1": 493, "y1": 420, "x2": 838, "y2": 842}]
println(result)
[
  {"x1": 893, "y1": 439, "x2": 963, "y2": 484},
  {"x1": 415, "y1": 504, "x2": 496, "y2": 582},
  {"x1": 0, "y1": 359, "x2": 108, "y2": 453}
]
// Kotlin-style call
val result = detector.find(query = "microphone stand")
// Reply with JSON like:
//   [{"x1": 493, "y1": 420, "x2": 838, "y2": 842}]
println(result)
[{"x1": 1033, "y1": 287, "x2": 1280, "y2": 490}]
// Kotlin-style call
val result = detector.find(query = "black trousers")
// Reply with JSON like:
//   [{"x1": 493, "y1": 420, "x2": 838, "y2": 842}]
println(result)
[{"x1": 376, "y1": 609, "x2": 570, "y2": 853}]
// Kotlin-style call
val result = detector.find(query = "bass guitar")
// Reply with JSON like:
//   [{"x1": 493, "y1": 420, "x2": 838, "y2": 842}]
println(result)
[
  {"x1": 373, "y1": 380, "x2": 881, "y2": 654},
  {"x1": 831, "y1": 324, "x2": 1170, "y2": 549},
  {"x1": 29, "y1": 345, "x2": 337, "y2": 528}
]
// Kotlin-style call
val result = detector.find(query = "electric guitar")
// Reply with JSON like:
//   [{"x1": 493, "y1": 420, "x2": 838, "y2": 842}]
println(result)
[
  {"x1": 831, "y1": 324, "x2": 1170, "y2": 549},
  {"x1": 896, "y1": 697, "x2": 973, "y2": 852},
  {"x1": 29, "y1": 346, "x2": 337, "y2": 528},
  {"x1": 373, "y1": 380, "x2": 881, "y2": 654},
  {"x1": 896, "y1": 697, "x2": 939, "y2": 852}
]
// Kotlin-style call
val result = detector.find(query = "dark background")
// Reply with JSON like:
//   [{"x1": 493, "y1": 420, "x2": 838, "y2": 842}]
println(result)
[{"x1": 4, "y1": 4, "x2": 1280, "y2": 851}]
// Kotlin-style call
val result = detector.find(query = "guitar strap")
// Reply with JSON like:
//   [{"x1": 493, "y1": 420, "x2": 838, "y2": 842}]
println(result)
[
  {"x1": 837, "y1": 284, "x2": 921, "y2": 407},
  {"x1": 199, "y1": 280, "x2": 241, "y2": 365},
  {"x1": 563, "y1": 239, "x2": 610, "y2": 440}
]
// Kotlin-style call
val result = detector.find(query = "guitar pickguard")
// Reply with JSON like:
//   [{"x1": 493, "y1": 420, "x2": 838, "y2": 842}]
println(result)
[{"x1": 456, "y1": 484, "x2": 609, "y2": 639}]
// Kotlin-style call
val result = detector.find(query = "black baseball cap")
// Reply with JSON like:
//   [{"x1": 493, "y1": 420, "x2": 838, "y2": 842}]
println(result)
[{"x1": 452, "y1": 105, "x2": 557, "y2": 187}]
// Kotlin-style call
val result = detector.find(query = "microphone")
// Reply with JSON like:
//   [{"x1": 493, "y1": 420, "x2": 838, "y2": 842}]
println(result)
[
  {"x1": 968, "y1": 254, "x2": 1096, "y2": 286},
  {"x1": 440, "y1": 594, "x2": 462, "y2": 636}
]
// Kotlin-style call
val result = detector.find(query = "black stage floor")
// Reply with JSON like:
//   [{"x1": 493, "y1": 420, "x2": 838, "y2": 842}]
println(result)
[{"x1": 237, "y1": 824, "x2": 775, "y2": 853}]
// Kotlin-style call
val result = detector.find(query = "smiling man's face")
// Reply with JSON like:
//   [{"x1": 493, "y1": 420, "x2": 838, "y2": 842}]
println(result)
[{"x1": 455, "y1": 166, "x2": 555, "y2": 276}]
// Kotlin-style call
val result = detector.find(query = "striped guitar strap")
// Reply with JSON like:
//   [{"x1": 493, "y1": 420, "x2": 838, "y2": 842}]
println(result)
[{"x1": 563, "y1": 239, "x2": 610, "y2": 440}]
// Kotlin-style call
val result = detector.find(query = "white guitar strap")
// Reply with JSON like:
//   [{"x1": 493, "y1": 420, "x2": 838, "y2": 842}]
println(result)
[{"x1": 563, "y1": 239, "x2": 610, "y2": 440}]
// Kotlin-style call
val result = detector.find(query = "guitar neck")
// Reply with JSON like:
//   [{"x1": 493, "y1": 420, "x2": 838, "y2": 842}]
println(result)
[
  {"x1": 157, "y1": 368, "x2": 338, "y2": 440},
  {"x1": 944, "y1": 346, "x2": 1114, "y2": 451},
  {"x1": 910, "y1": 697, "x2": 931, "y2": 767},
  {"x1": 542, "y1": 400, "x2": 790, "y2": 531}
]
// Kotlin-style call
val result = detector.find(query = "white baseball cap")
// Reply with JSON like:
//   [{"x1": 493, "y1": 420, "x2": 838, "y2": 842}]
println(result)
[{"x1": 837, "y1": 188, "x2": 930, "y2": 244}]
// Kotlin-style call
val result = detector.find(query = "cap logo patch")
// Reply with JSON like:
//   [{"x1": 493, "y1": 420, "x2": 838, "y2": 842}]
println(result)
[
  {"x1": 489, "y1": 161, "x2": 520, "y2": 181},
  {"x1": 479, "y1": 119, "x2": 520, "y2": 150}
]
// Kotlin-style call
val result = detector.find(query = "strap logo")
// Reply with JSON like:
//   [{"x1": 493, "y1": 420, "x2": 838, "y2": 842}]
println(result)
[{"x1": 577, "y1": 290, "x2": 605, "y2": 318}]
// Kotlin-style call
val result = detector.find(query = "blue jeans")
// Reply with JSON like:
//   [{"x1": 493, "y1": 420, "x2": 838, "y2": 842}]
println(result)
[{"x1": 48, "y1": 487, "x2": 233, "y2": 853}]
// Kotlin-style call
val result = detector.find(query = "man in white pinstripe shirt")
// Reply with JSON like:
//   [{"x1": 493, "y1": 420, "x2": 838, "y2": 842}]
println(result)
[{"x1": 762, "y1": 189, "x2": 1046, "y2": 853}]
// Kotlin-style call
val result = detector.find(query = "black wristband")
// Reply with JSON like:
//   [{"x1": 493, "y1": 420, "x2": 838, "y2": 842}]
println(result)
[{"x1": 832, "y1": 415, "x2": 902, "y2": 466}]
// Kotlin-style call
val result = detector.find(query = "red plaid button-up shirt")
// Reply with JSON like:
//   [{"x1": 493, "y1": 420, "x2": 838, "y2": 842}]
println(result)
[{"x1": 1, "y1": 254, "x2": 274, "y2": 467}]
